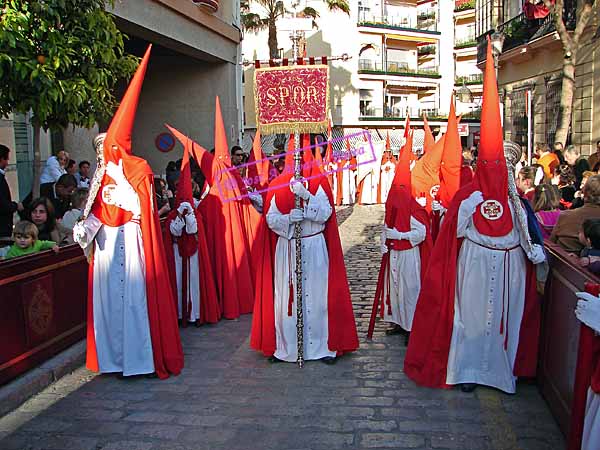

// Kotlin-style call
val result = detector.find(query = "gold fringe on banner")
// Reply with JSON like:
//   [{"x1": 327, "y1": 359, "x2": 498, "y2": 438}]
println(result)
[{"x1": 254, "y1": 64, "x2": 330, "y2": 136}]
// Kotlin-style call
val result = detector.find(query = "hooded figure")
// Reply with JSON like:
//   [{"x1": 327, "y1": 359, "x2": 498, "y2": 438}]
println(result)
[
  {"x1": 377, "y1": 132, "x2": 396, "y2": 204},
  {"x1": 163, "y1": 136, "x2": 220, "y2": 326},
  {"x1": 73, "y1": 46, "x2": 184, "y2": 379},
  {"x1": 250, "y1": 142, "x2": 359, "y2": 363},
  {"x1": 368, "y1": 128, "x2": 432, "y2": 341},
  {"x1": 403, "y1": 40, "x2": 546, "y2": 394}
]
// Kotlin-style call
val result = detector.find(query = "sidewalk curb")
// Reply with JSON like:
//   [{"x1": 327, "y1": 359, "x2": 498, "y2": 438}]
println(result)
[{"x1": 0, "y1": 341, "x2": 86, "y2": 417}]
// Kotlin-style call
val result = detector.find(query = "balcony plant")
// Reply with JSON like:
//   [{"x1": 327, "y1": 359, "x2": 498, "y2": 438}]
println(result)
[
  {"x1": 454, "y1": 0, "x2": 475, "y2": 12},
  {"x1": 418, "y1": 45, "x2": 436, "y2": 55}
]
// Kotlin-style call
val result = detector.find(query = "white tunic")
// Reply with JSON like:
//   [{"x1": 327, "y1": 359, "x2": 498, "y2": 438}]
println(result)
[
  {"x1": 78, "y1": 213, "x2": 154, "y2": 376},
  {"x1": 379, "y1": 162, "x2": 395, "y2": 203},
  {"x1": 169, "y1": 204, "x2": 201, "y2": 321},
  {"x1": 446, "y1": 199, "x2": 530, "y2": 394},
  {"x1": 266, "y1": 185, "x2": 337, "y2": 362},
  {"x1": 333, "y1": 162, "x2": 356, "y2": 205},
  {"x1": 359, "y1": 170, "x2": 378, "y2": 205},
  {"x1": 583, "y1": 388, "x2": 600, "y2": 450},
  {"x1": 383, "y1": 217, "x2": 426, "y2": 331}
]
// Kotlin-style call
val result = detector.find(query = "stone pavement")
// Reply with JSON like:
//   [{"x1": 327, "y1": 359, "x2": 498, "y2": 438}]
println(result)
[{"x1": 0, "y1": 205, "x2": 565, "y2": 450}]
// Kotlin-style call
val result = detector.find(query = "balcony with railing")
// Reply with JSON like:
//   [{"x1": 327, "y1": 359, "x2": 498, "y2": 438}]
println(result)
[
  {"x1": 357, "y1": 12, "x2": 439, "y2": 34},
  {"x1": 454, "y1": 0, "x2": 475, "y2": 12},
  {"x1": 358, "y1": 59, "x2": 441, "y2": 78},
  {"x1": 454, "y1": 33, "x2": 477, "y2": 49},
  {"x1": 455, "y1": 73, "x2": 483, "y2": 85},
  {"x1": 359, "y1": 106, "x2": 445, "y2": 121},
  {"x1": 476, "y1": 3, "x2": 576, "y2": 64}
]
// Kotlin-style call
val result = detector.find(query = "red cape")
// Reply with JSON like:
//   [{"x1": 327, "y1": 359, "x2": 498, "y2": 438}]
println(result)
[
  {"x1": 163, "y1": 206, "x2": 221, "y2": 325},
  {"x1": 250, "y1": 155, "x2": 359, "y2": 357},
  {"x1": 403, "y1": 184, "x2": 540, "y2": 387},
  {"x1": 86, "y1": 159, "x2": 184, "y2": 379},
  {"x1": 568, "y1": 283, "x2": 600, "y2": 450}
]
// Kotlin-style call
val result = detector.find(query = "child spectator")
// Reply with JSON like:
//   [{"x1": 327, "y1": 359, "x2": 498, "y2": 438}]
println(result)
[
  {"x1": 533, "y1": 183, "x2": 561, "y2": 239},
  {"x1": 61, "y1": 188, "x2": 88, "y2": 231},
  {"x1": 26, "y1": 197, "x2": 67, "y2": 244},
  {"x1": 552, "y1": 164, "x2": 577, "y2": 209},
  {"x1": 3, "y1": 221, "x2": 58, "y2": 259},
  {"x1": 579, "y1": 218, "x2": 600, "y2": 274}
]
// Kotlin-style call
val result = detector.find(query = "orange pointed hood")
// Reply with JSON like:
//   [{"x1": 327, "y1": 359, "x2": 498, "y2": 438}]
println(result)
[
  {"x1": 438, "y1": 98, "x2": 462, "y2": 207},
  {"x1": 385, "y1": 131, "x2": 391, "y2": 150},
  {"x1": 214, "y1": 96, "x2": 231, "y2": 166},
  {"x1": 472, "y1": 39, "x2": 513, "y2": 236},
  {"x1": 175, "y1": 137, "x2": 194, "y2": 208},
  {"x1": 423, "y1": 114, "x2": 435, "y2": 154},
  {"x1": 385, "y1": 130, "x2": 414, "y2": 231},
  {"x1": 324, "y1": 120, "x2": 333, "y2": 163},
  {"x1": 104, "y1": 45, "x2": 151, "y2": 163},
  {"x1": 247, "y1": 129, "x2": 272, "y2": 190}
]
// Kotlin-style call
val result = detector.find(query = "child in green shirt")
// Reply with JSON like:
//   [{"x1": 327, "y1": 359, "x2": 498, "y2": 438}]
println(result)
[{"x1": 4, "y1": 221, "x2": 59, "y2": 259}]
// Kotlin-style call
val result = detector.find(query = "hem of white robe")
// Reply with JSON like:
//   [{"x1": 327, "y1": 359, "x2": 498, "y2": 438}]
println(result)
[
  {"x1": 274, "y1": 348, "x2": 336, "y2": 363},
  {"x1": 446, "y1": 369, "x2": 517, "y2": 394},
  {"x1": 98, "y1": 364, "x2": 155, "y2": 377},
  {"x1": 383, "y1": 317, "x2": 412, "y2": 331},
  {"x1": 582, "y1": 388, "x2": 600, "y2": 450}
]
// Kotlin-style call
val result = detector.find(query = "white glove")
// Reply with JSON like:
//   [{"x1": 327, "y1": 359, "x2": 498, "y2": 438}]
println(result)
[
  {"x1": 105, "y1": 159, "x2": 127, "y2": 185},
  {"x1": 291, "y1": 180, "x2": 311, "y2": 201},
  {"x1": 467, "y1": 190, "x2": 484, "y2": 206},
  {"x1": 385, "y1": 227, "x2": 405, "y2": 240},
  {"x1": 177, "y1": 201, "x2": 193, "y2": 215},
  {"x1": 289, "y1": 208, "x2": 304, "y2": 223},
  {"x1": 380, "y1": 228, "x2": 388, "y2": 255},
  {"x1": 526, "y1": 243, "x2": 546, "y2": 265},
  {"x1": 431, "y1": 200, "x2": 446, "y2": 213},
  {"x1": 575, "y1": 292, "x2": 600, "y2": 333},
  {"x1": 416, "y1": 197, "x2": 427, "y2": 207},
  {"x1": 73, "y1": 221, "x2": 88, "y2": 247}
]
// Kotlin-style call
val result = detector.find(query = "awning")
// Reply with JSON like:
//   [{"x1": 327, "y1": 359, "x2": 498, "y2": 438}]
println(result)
[{"x1": 385, "y1": 33, "x2": 438, "y2": 44}]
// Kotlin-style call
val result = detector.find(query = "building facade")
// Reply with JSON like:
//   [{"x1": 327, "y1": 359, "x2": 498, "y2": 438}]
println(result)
[
  {"x1": 242, "y1": 0, "x2": 482, "y2": 152},
  {"x1": 476, "y1": 0, "x2": 599, "y2": 156},
  {"x1": 2, "y1": 0, "x2": 242, "y2": 199}
]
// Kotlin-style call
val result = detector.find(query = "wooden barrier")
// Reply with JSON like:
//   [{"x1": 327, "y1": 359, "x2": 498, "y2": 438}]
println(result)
[
  {"x1": 0, "y1": 244, "x2": 87, "y2": 386},
  {"x1": 538, "y1": 241, "x2": 600, "y2": 437}
]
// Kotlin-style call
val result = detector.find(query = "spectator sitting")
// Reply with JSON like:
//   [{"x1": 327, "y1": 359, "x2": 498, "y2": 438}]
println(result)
[
  {"x1": 74, "y1": 160, "x2": 91, "y2": 188},
  {"x1": 533, "y1": 184, "x2": 561, "y2": 239},
  {"x1": 564, "y1": 145, "x2": 591, "y2": 188},
  {"x1": 61, "y1": 188, "x2": 88, "y2": 231},
  {"x1": 579, "y1": 218, "x2": 600, "y2": 274},
  {"x1": 552, "y1": 164, "x2": 577, "y2": 209},
  {"x1": 3, "y1": 220, "x2": 59, "y2": 260},
  {"x1": 588, "y1": 140, "x2": 600, "y2": 172},
  {"x1": 550, "y1": 174, "x2": 600, "y2": 253},
  {"x1": 516, "y1": 166, "x2": 537, "y2": 204},
  {"x1": 40, "y1": 150, "x2": 69, "y2": 196},
  {"x1": 26, "y1": 197, "x2": 67, "y2": 244}
]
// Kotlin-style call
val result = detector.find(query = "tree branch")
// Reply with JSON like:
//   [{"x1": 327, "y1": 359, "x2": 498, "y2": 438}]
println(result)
[
  {"x1": 542, "y1": 0, "x2": 572, "y2": 47},
  {"x1": 573, "y1": 1, "x2": 597, "y2": 44}
]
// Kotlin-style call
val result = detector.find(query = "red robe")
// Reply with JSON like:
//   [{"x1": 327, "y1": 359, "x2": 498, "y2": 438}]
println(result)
[
  {"x1": 403, "y1": 184, "x2": 540, "y2": 388},
  {"x1": 163, "y1": 206, "x2": 221, "y2": 325},
  {"x1": 250, "y1": 151, "x2": 359, "y2": 357},
  {"x1": 87, "y1": 157, "x2": 184, "y2": 379},
  {"x1": 568, "y1": 283, "x2": 600, "y2": 450}
]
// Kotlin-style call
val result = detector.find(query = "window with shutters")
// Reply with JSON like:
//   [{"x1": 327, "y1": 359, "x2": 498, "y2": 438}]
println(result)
[{"x1": 545, "y1": 80, "x2": 562, "y2": 147}]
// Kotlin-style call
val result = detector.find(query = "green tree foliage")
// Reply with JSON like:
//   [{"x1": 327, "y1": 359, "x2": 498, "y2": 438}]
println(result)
[{"x1": 0, "y1": 0, "x2": 138, "y2": 196}]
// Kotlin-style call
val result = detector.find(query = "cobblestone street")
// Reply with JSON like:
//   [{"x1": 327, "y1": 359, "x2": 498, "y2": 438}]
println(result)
[{"x1": 0, "y1": 205, "x2": 565, "y2": 450}]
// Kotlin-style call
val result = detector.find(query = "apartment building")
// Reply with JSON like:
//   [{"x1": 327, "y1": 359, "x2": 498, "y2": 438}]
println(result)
[
  {"x1": 2, "y1": 0, "x2": 242, "y2": 198},
  {"x1": 475, "y1": 0, "x2": 599, "y2": 155},
  {"x1": 242, "y1": 0, "x2": 481, "y2": 153}
]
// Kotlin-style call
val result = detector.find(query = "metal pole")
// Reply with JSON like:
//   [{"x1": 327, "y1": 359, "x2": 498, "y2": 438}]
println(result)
[
  {"x1": 527, "y1": 90, "x2": 532, "y2": 165},
  {"x1": 291, "y1": 30, "x2": 305, "y2": 369}
]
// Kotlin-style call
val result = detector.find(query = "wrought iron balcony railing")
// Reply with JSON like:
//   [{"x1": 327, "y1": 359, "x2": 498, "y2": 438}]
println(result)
[
  {"x1": 359, "y1": 106, "x2": 445, "y2": 120},
  {"x1": 454, "y1": 35, "x2": 477, "y2": 49},
  {"x1": 357, "y1": 13, "x2": 438, "y2": 33},
  {"x1": 476, "y1": 4, "x2": 577, "y2": 64},
  {"x1": 358, "y1": 59, "x2": 441, "y2": 78},
  {"x1": 455, "y1": 73, "x2": 483, "y2": 85}
]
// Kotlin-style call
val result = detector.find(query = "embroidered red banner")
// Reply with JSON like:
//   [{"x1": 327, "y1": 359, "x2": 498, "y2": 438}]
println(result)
[{"x1": 254, "y1": 64, "x2": 329, "y2": 135}]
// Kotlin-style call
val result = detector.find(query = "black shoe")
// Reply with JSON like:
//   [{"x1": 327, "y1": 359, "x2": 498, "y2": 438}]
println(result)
[
  {"x1": 460, "y1": 383, "x2": 477, "y2": 393},
  {"x1": 268, "y1": 356, "x2": 283, "y2": 364},
  {"x1": 321, "y1": 356, "x2": 337, "y2": 365},
  {"x1": 385, "y1": 325, "x2": 405, "y2": 336},
  {"x1": 144, "y1": 372, "x2": 158, "y2": 379},
  {"x1": 404, "y1": 332, "x2": 410, "y2": 347},
  {"x1": 194, "y1": 321, "x2": 202, "y2": 328}
]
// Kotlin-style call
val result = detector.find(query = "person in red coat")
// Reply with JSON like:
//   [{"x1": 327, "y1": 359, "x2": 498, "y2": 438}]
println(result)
[
  {"x1": 73, "y1": 46, "x2": 183, "y2": 379},
  {"x1": 250, "y1": 143, "x2": 359, "y2": 364},
  {"x1": 163, "y1": 137, "x2": 220, "y2": 327}
]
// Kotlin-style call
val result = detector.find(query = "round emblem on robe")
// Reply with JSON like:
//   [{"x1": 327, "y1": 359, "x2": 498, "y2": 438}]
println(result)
[
  {"x1": 480, "y1": 199, "x2": 504, "y2": 220},
  {"x1": 101, "y1": 184, "x2": 118, "y2": 205},
  {"x1": 430, "y1": 184, "x2": 440, "y2": 199}
]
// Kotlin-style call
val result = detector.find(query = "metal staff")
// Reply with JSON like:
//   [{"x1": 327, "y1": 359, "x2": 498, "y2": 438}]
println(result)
[{"x1": 290, "y1": 31, "x2": 305, "y2": 368}]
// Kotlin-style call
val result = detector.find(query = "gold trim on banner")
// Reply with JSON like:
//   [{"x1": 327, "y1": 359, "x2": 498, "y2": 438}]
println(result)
[{"x1": 254, "y1": 64, "x2": 330, "y2": 136}]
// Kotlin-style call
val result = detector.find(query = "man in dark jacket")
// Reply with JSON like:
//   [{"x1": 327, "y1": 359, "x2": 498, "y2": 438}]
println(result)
[{"x1": 0, "y1": 144, "x2": 23, "y2": 238}]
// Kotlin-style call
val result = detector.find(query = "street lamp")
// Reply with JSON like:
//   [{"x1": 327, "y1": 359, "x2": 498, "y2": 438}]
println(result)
[
  {"x1": 490, "y1": 30, "x2": 505, "y2": 73},
  {"x1": 456, "y1": 80, "x2": 474, "y2": 104}
]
